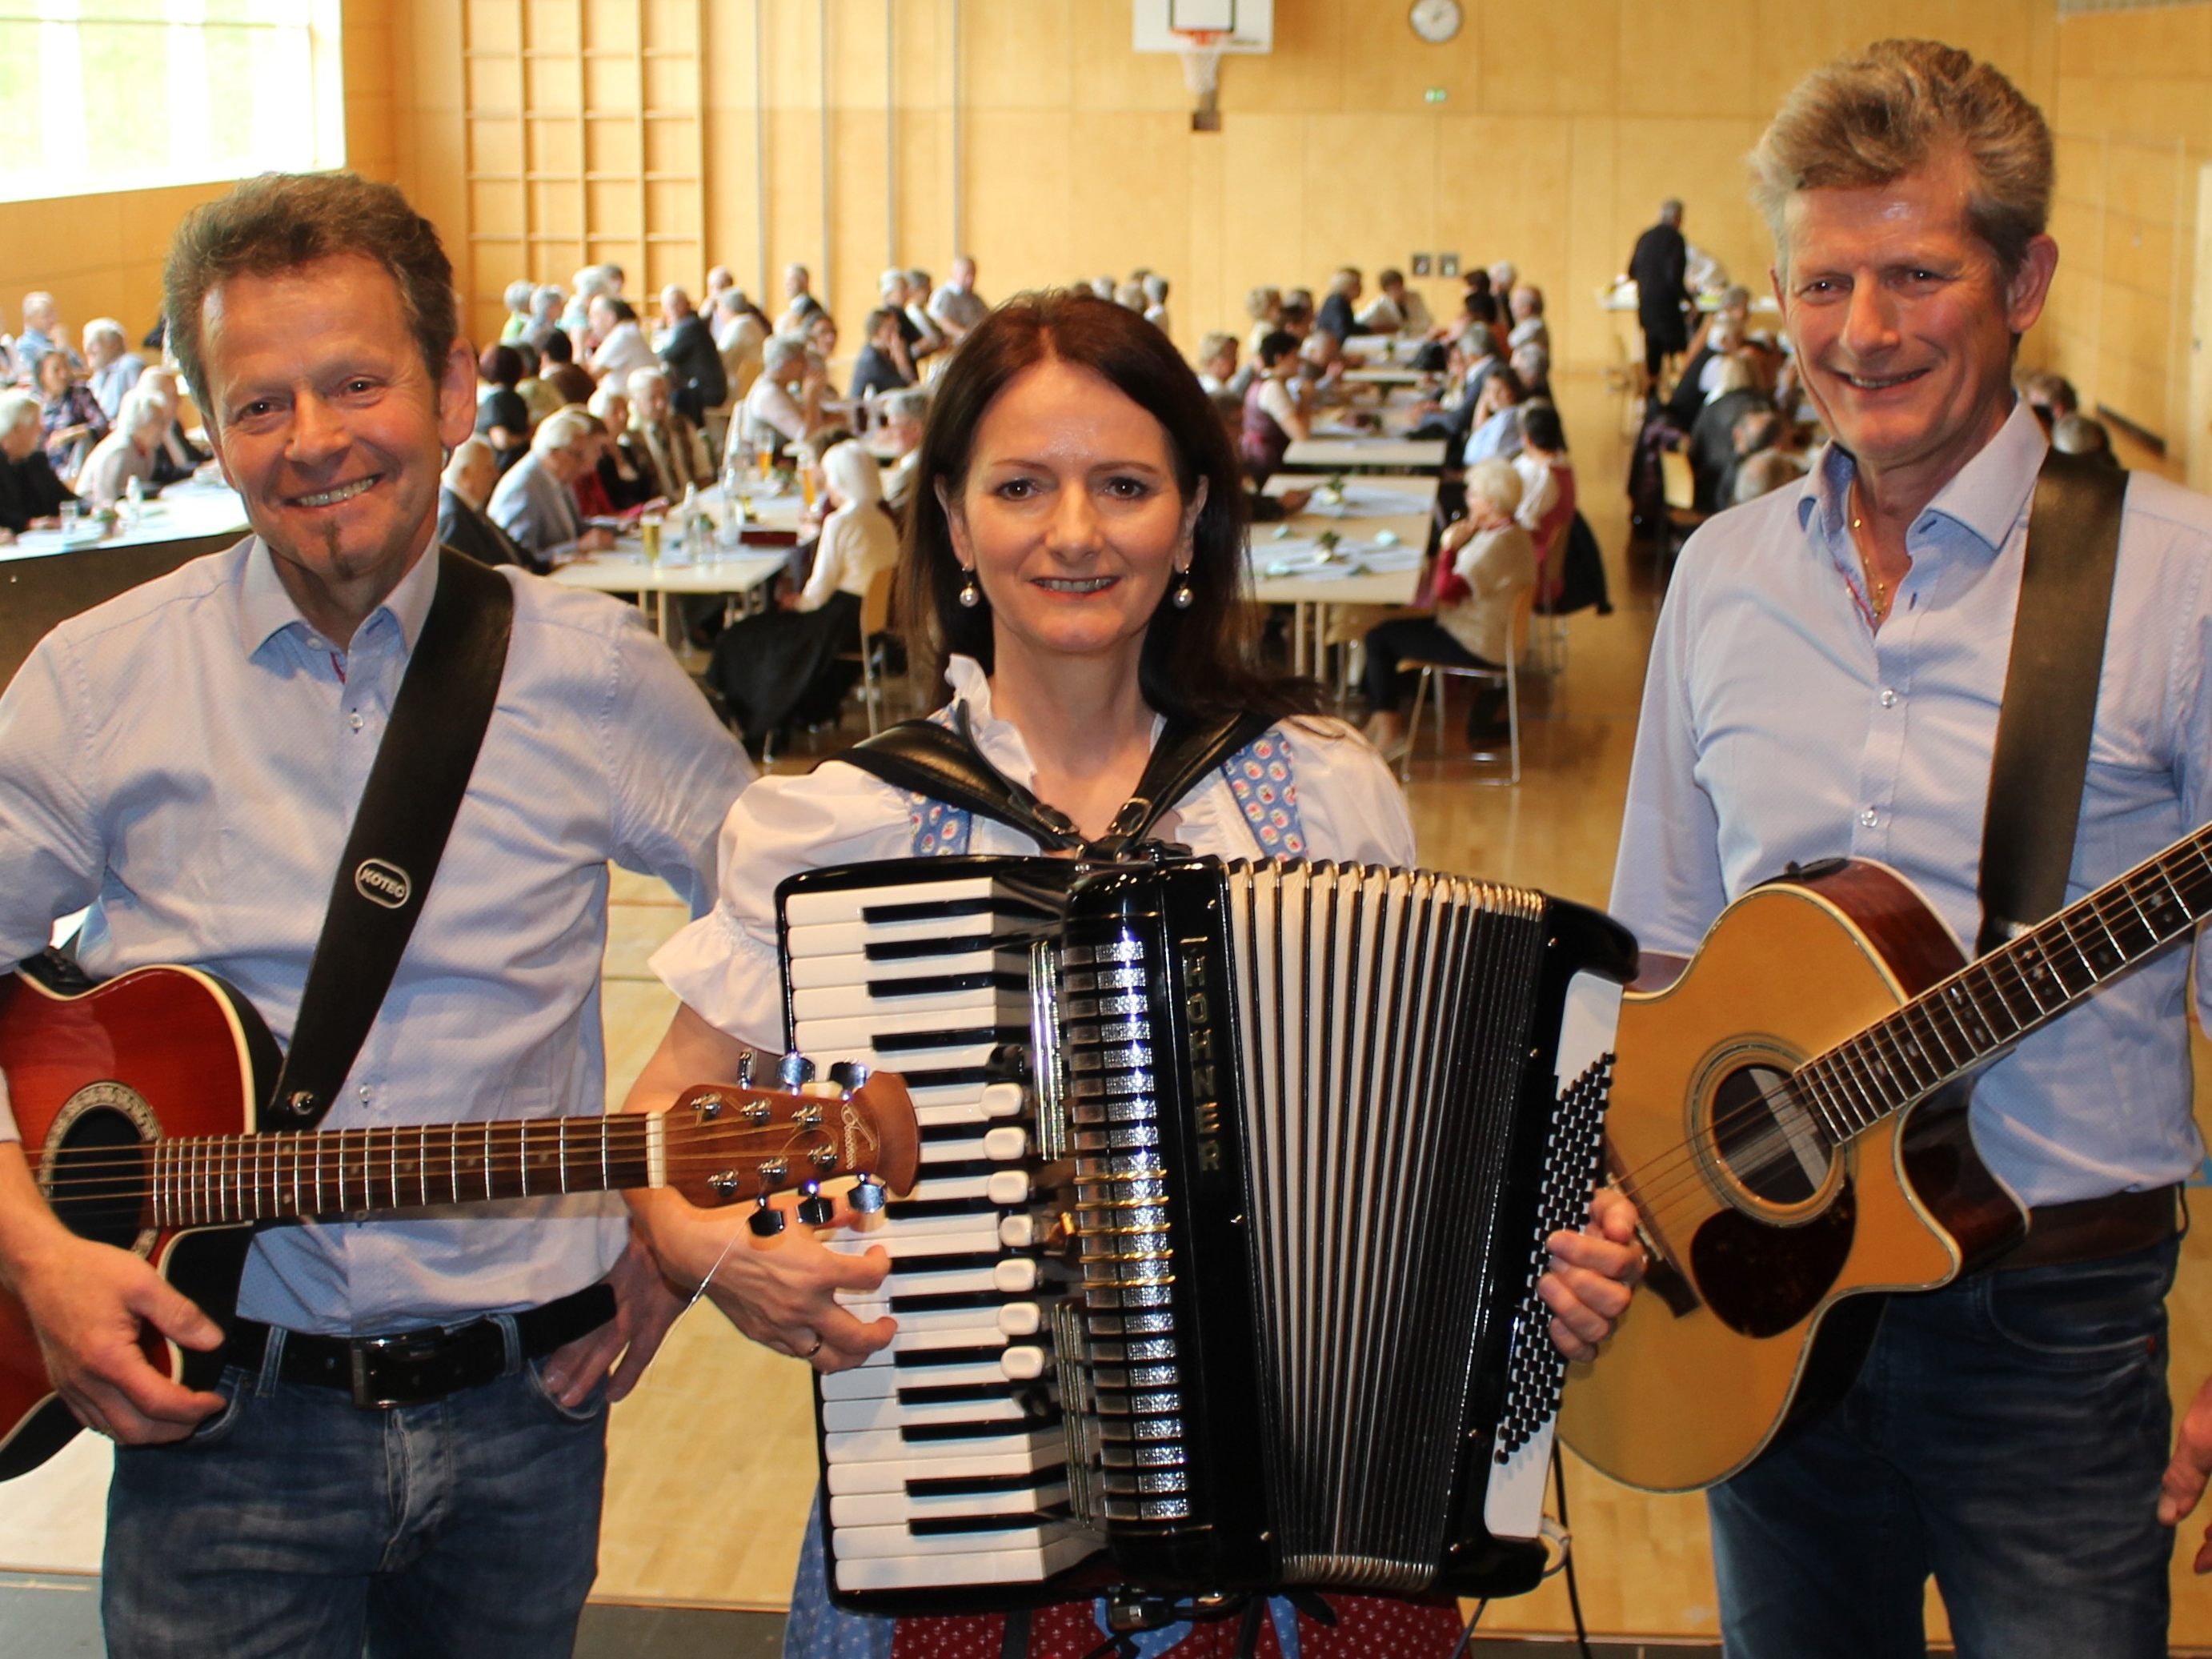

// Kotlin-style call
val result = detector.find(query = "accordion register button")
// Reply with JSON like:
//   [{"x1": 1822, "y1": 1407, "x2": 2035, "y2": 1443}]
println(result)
[
  {"x1": 997, "y1": 1213, "x2": 1037, "y2": 1248},
  {"x1": 983, "y1": 1128, "x2": 1030, "y2": 1161},
  {"x1": 985, "y1": 1171, "x2": 1032, "y2": 1206},
  {"x1": 1000, "y1": 1345, "x2": 1047, "y2": 1380},
  {"x1": 992, "y1": 1259, "x2": 1040, "y2": 1293},
  {"x1": 998, "y1": 1303, "x2": 1041, "y2": 1336},
  {"x1": 979, "y1": 1082, "x2": 1025, "y2": 1118}
]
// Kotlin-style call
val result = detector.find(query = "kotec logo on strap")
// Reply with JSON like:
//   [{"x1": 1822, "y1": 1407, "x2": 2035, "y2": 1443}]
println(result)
[{"x1": 355, "y1": 859, "x2": 412, "y2": 909}]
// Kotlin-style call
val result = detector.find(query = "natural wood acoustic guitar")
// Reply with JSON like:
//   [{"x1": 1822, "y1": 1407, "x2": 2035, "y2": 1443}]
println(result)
[
  {"x1": 0, "y1": 961, "x2": 918, "y2": 1483},
  {"x1": 1558, "y1": 831, "x2": 2206, "y2": 1493}
]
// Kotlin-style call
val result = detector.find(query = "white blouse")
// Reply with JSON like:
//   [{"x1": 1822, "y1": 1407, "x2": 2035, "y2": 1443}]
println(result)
[{"x1": 652, "y1": 657, "x2": 1417, "y2": 1050}]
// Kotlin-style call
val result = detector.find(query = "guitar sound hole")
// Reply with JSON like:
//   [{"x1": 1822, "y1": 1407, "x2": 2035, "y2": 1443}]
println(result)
[
  {"x1": 45, "y1": 1110, "x2": 151, "y2": 1250},
  {"x1": 1709, "y1": 1063, "x2": 1832, "y2": 1207}
]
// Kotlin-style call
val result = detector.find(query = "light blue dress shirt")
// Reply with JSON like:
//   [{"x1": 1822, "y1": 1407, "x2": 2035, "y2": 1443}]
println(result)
[
  {"x1": 1613, "y1": 400, "x2": 2212, "y2": 1208},
  {"x1": 0, "y1": 539, "x2": 752, "y2": 1332}
]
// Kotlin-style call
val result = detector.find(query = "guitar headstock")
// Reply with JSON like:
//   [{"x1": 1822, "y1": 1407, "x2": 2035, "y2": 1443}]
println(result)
[{"x1": 659, "y1": 1063, "x2": 918, "y2": 1212}]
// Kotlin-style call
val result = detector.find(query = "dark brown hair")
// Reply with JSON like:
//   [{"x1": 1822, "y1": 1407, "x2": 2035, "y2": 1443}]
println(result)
[
  {"x1": 899, "y1": 289, "x2": 1320, "y2": 723},
  {"x1": 164, "y1": 172, "x2": 457, "y2": 423}
]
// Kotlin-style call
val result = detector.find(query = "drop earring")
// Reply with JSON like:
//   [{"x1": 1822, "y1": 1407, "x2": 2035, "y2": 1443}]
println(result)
[
  {"x1": 1171, "y1": 567, "x2": 1194, "y2": 610},
  {"x1": 958, "y1": 568, "x2": 981, "y2": 608}
]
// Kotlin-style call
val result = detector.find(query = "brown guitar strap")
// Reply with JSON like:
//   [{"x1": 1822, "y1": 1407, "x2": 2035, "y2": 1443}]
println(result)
[
  {"x1": 1975, "y1": 449, "x2": 2129, "y2": 957},
  {"x1": 262, "y1": 548, "x2": 515, "y2": 1128}
]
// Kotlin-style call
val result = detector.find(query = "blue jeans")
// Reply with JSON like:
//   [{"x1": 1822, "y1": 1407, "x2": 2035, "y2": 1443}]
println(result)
[
  {"x1": 102, "y1": 1320, "x2": 608, "y2": 1659},
  {"x1": 1709, "y1": 1240, "x2": 2177, "y2": 1659}
]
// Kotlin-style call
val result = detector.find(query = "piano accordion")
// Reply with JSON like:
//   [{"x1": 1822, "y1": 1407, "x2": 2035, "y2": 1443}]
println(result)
[{"x1": 777, "y1": 853, "x2": 1637, "y2": 1613}]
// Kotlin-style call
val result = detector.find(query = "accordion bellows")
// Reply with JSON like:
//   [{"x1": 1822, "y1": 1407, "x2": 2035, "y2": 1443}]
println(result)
[{"x1": 778, "y1": 854, "x2": 1637, "y2": 1616}]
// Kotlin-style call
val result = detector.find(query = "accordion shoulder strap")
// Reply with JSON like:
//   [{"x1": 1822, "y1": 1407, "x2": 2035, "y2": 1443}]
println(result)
[{"x1": 828, "y1": 703, "x2": 1274, "y2": 859}]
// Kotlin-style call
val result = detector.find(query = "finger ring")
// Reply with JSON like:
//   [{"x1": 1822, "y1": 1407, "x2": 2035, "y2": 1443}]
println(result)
[{"x1": 803, "y1": 1336, "x2": 824, "y2": 1358}]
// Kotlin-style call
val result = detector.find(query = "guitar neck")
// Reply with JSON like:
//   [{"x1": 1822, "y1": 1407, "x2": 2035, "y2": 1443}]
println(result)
[
  {"x1": 1800, "y1": 823, "x2": 2212, "y2": 1138},
  {"x1": 151, "y1": 1114, "x2": 663, "y2": 1229}
]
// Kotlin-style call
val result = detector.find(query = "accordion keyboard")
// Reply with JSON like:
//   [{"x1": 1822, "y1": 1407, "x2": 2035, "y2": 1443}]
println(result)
[{"x1": 782, "y1": 868, "x2": 1098, "y2": 1596}]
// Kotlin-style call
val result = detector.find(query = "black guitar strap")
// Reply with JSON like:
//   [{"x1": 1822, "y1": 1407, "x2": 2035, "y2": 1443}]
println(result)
[
  {"x1": 828, "y1": 703, "x2": 1275, "y2": 860},
  {"x1": 1974, "y1": 449, "x2": 2129, "y2": 957},
  {"x1": 262, "y1": 548, "x2": 515, "y2": 1128}
]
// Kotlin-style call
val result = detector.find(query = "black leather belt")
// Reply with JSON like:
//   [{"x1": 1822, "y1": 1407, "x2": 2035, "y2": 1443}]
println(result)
[
  {"x1": 222, "y1": 1284, "x2": 616, "y2": 1409},
  {"x1": 1995, "y1": 1184, "x2": 2182, "y2": 1273}
]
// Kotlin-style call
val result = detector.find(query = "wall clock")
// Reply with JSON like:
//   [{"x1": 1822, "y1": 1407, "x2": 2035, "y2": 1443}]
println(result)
[{"x1": 1409, "y1": 0, "x2": 1463, "y2": 44}]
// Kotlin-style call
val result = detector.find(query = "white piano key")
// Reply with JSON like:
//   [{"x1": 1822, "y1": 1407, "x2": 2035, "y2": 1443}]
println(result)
[
  {"x1": 982, "y1": 1127, "x2": 1029, "y2": 1161},
  {"x1": 819, "y1": 1356, "x2": 1015, "y2": 1401},
  {"x1": 784, "y1": 875, "x2": 1010, "y2": 927},
  {"x1": 786, "y1": 934, "x2": 1002, "y2": 986},
  {"x1": 879, "y1": 1264, "x2": 1012, "y2": 1299},
  {"x1": 824, "y1": 1425, "x2": 1060, "y2": 1466},
  {"x1": 824, "y1": 1446, "x2": 1066, "y2": 1497},
  {"x1": 795, "y1": 1007, "x2": 1012, "y2": 1052},
  {"x1": 832, "y1": 1518, "x2": 1087, "y2": 1562},
  {"x1": 1000, "y1": 1345, "x2": 1048, "y2": 1380},
  {"x1": 985, "y1": 1170, "x2": 1032, "y2": 1205},
  {"x1": 840, "y1": 1303, "x2": 1015, "y2": 1338},
  {"x1": 831, "y1": 1531, "x2": 1099, "y2": 1589},
  {"x1": 992, "y1": 1259, "x2": 1039, "y2": 1294},
  {"x1": 830, "y1": 1481, "x2": 1070, "y2": 1529},
  {"x1": 999, "y1": 1214, "x2": 1039, "y2": 1248},
  {"x1": 920, "y1": 1136, "x2": 989, "y2": 1165},
  {"x1": 823, "y1": 1391, "x2": 1036, "y2": 1432},
  {"x1": 998, "y1": 1303, "x2": 1041, "y2": 1336},
  {"x1": 795, "y1": 982, "x2": 1022, "y2": 1024},
  {"x1": 827, "y1": 1216, "x2": 1004, "y2": 1260},
  {"x1": 980, "y1": 1081, "x2": 1026, "y2": 1118}
]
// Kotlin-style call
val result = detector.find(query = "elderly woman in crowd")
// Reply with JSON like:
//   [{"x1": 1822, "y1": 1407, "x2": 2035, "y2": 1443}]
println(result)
[
  {"x1": 74, "y1": 386, "x2": 166, "y2": 508},
  {"x1": 1363, "y1": 456, "x2": 1535, "y2": 758},
  {"x1": 35, "y1": 350, "x2": 106, "y2": 483},
  {"x1": 704, "y1": 437, "x2": 898, "y2": 751},
  {"x1": 498, "y1": 279, "x2": 537, "y2": 342},
  {"x1": 583, "y1": 385, "x2": 654, "y2": 514},
  {"x1": 0, "y1": 388, "x2": 74, "y2": 531}
]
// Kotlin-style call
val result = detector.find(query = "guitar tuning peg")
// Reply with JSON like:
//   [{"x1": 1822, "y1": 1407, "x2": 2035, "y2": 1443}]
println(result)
[
  {"x1": 850, "y1": 1175, "x2": 887, "y2": 1214},
  {"x1": 828, "y1": 1060, "x2": 870, "y2": 1091},
  {"x1": 778, "y1": 1051, "x2": 815, "y2": 1090},
  {"x1": 747, "y1": 1193, "x2": 787, "y2": 1237},
  {"x1": 795, "y1": 1180, "x2": 834, "y2": 1227},
  {"x1": 735, "y1": 1050, "x2": 755, "y2": 1088}
]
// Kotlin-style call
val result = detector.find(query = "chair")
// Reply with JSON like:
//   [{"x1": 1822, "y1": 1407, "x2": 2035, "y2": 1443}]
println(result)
[
  {"x1": 840, "y1": 563, "x2": 900, "y2": 735},
  {"x1": 1657, "y1": 446, "x2": 1708, "y2": 573},
  {"x1": 1398, "y1": 584, "x2": 1536, "y2": 786},
  {"x1": 1602, "y1": 329, "x2": 1650, "y2": 440}
]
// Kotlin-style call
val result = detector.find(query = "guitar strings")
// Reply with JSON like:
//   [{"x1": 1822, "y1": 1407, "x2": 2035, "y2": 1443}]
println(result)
[{"x1": 1607, "y1": 848, "x2": 2212, "y2": 1239}]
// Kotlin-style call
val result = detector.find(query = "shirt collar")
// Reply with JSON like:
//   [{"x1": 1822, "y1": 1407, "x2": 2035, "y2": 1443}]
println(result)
[
  {"x1": 1799, "y1": 397, "x2": 2048, "y2": 558},
  {"x1": 237, "y1": 533, "x2": 442, "y2": 659},
  {"x1": 941, "y1": 654, "x2": 1166, "y2": 791}
]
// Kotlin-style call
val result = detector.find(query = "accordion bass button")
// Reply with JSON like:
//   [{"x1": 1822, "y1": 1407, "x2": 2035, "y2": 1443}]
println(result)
[
  {"x1": 979, "y1": 1082, "x2": 1025, "y2": 1118},
  {"x1": 1000, "y1": 1345, "x2": 1048, "y2": 1380}
]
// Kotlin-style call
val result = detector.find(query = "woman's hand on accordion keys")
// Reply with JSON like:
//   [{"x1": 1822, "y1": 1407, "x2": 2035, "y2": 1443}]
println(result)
[{"x1": 1536, "y1": 1185, "x2": 1643, "y2": 1363}]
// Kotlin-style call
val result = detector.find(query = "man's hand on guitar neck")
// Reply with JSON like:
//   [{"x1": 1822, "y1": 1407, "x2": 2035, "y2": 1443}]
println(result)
[
  {"x1": 0, "y1": 1144, "x2": 226, "y2": 1443},
  {"x1": 2158, "y1": 1368, "x2": 2212, "y2": 1571}
]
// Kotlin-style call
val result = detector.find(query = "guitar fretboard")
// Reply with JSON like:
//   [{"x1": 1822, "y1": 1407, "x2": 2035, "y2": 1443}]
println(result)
[
  {"x1": 150, "y1": 1116, "x2": 656, "y2": 1228},
  {"x1": 1789, "y1": 824, "x2": 2212, "y2": 1144}
]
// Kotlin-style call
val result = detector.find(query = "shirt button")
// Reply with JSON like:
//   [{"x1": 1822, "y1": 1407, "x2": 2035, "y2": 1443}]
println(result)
[
  {"x1": 1859, "y1": 807, "x2": 1879, "y2": 827},
  {"x1": 348, "y1": 711, "x2": 363, "y2": 731},
  {"x1": 358, "y1": 1085, "x2": 372, "y2": 1100},
  {"x1": 1879, "y1": 688, "x2": 1897, "y2": 708}
]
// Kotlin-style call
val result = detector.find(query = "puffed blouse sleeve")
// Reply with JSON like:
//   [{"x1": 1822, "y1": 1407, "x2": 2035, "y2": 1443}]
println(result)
[
  {"x1": 1172, "y1": 715, "x2": 1417, "y2": 867},
  {"x1": 649, "y1": 762, "x2": 920, "y2": 1050}
]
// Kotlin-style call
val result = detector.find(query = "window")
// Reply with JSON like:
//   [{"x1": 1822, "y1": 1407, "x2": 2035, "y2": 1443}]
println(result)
[{"x1": 0, "y1": 0, "x2": 343, "y2": 204}]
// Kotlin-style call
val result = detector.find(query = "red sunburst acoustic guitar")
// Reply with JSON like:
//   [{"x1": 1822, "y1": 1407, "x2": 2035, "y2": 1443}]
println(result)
[
  {"x1": 1558, "y1": 827, "x2": 2208, "y2": 1493},
  {"x1": 0, "y1": 961, "x2": 918, "y2": 1483}
]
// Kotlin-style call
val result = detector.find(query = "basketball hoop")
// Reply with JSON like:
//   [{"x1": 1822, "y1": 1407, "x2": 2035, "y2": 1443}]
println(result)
[{"x1": 1172, "y1": 26, "x2": 1225, "y2": 97}]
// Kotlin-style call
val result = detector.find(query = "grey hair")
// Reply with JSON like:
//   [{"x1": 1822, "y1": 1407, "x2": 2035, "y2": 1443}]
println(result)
[
  {"x1": 0, "y1": 389, "x2": 38, "y2": 433},
  {"x1": 1751, "y1": 38, "x2": 2053, "y2": 279},
  {"x1": 118, "y1": 385, "x2": 166, "y2": 433},
  {"x1": 1467, "y1": 456, "x2": 1524, "y2": 519},
  {"x1": 532, "y1": 405, "x2": 600, "y2": 455},
  {"x1": 82, "y1": 317, "x2": 126, "y2": 348},
  {"x1": 625, "y1": 365, "x2": 669, "y2": 396},
  {"x1": 1733, "y1": 448, "x2": 1806, "y2": 504},
  {"x1": 883, "y1": 387, "x2": 929, "y2": 424},
  {"x1": 763, "y1": 331, "x2": 811, "y2": 373},
  {"x1": 443, "y1": 433, "x2": 495, "y2": 490},
  {"x1": 880, "y1": 268, "x2": 907, "y2": 296},
  {"x1": 503, "y1": 279, "x2": 535, "y2": 312}
]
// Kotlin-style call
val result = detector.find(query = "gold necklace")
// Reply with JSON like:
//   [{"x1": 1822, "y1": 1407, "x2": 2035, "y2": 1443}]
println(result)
[{"x1": 1848, "y1": 479, "x2": 1891, "y2": 623}]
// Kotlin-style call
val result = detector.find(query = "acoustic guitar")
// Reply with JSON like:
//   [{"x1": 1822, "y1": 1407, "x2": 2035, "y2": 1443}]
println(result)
[
  {"x1": 0, "y1": 961, "x2": 919, "y2": 1483},
  {"x1": 1557, "y1": 829, "x2": 2207, "y2": 1493}
]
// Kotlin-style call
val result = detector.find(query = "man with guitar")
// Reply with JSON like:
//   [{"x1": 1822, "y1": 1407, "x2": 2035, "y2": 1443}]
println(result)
[
  {"x1": 0, "y1": 174, "x2": 750, "y2": 1655},
  {"x1": 1609, "y1": 41, "x2": 2212, "y2": 1658}
]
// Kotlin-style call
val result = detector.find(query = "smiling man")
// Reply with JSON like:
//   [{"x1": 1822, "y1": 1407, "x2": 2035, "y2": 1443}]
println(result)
[
  {"x1": 0, "y1": 173, "x2": 749, "y2": 1657},
  {"x1": 1608, "y1": 41, "x2": 2212, "y2": 1658}
]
